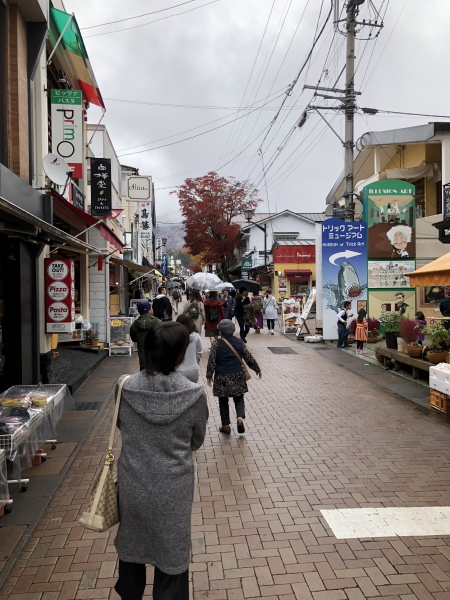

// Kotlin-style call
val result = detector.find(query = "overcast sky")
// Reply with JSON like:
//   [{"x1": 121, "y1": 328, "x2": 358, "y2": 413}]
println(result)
[{"x1": 65, "y1": 0, "x2": 449, "y2": 238}]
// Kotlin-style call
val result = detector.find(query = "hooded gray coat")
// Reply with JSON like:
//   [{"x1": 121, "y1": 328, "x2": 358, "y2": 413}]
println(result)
[{"x1": 115, "y1": 371, "x2": 209, "y2": 574}]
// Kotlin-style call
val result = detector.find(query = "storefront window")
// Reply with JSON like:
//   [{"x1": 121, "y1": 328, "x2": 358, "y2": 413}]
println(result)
[{"x1": 290, "y1": 281, "x2": 308, "y2": 297}]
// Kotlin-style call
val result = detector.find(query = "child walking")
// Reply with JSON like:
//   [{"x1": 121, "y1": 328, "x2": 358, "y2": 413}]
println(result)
[
  {"x1": 415, "y1": 311, "x2": 427, "y2": 345},
  {"x1": 355, "y1": 308, "x2": 367, "y2": 354}
]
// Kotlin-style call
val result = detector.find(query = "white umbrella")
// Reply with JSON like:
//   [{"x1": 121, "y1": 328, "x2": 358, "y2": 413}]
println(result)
[
  {"x1": 186, "y1": 272, "x2": 222, "y2": 291},
  {"x1": 214, "y1": 282, "x2": 235, "y2": 291}
]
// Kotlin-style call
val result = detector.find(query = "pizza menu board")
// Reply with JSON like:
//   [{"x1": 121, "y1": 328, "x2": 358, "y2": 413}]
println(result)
[
  {"x1": 109, "y1": 318, "x2": 132, "y2": 348},
  {"x1": 45, "y1": 259, "x2": 75, "y2": 333}
]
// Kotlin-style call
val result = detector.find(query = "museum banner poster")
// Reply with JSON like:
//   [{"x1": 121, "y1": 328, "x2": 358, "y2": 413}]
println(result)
[
  {"x1": 322, "y1": 219, "x2": 367, "y2": 340},
  {"x1": 363, "y1": 180, "x2": 416, "y2": 322}
]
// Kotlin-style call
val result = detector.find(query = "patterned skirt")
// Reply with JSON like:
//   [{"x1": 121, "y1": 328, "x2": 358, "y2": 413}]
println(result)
[{"x1": 213, "y1": 372, "x2": 248, "y2": 398}]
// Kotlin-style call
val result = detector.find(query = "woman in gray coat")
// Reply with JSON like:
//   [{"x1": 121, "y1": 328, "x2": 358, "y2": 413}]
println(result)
[{"x1": 114, "y1": 322, "x2": 209, "y2": 600}]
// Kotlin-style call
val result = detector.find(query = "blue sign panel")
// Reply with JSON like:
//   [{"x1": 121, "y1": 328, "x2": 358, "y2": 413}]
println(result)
[
  {"x1": 162, "y1": 254, "x2": 168, "y2": 276},
  {"x1": 322, "y1": 218, "x2": 368, "y2": 340}
]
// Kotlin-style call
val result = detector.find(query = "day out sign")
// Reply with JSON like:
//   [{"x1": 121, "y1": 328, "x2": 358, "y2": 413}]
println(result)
[
  {"x1": 51, "y1": 90, "x2": 83, "y2": 179},
  {"x1": 45, "y1": 259, "x2": 76, "y2": 333}
]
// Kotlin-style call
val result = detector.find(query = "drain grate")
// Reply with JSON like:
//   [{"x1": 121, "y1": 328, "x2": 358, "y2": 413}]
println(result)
[
  {"x1": 268, "y1": 347, "x2": 297, "y2": 354},
  {"x1": 74, "y1": 402, "x2": 100, "y2": 411}
]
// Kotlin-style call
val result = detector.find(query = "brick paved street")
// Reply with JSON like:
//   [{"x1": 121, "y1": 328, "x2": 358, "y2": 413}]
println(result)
[{"x1": 1, "y1": 326, "x2": 450, "y2": 600}]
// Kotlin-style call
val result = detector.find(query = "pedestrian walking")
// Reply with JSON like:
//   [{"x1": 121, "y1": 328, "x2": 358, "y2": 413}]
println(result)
[
  {"x1": 251, "y1": 293, "x2": 264, "y2": 333},
  {"x1": 152, "y1": 286, "x2": 173, "y2": 322},
  {"x1": 235, "y1": 287, "x2": 250, "y2": 342},
  {"x1": 172, "y1": 287, "x2": 181, "y2": 314},
  {"x1": 204, "y1": 290, "x2": 224, "y2": 345},
  {"x1": 415, "y1": 311, "x2": 427, "y2": 345},
  {"x1": 206, "y1": 319, "x2": 261, "y2": 435},
  {"x1": 355, "y1": 308, "x2": 368, "y2": 354},
  {"x1": 183, "y1": 289, "x2": 205, "y2": 335},
  {"x1": 263, "y1": 290, "x2": 278, "y2": 335},
  {"x1": 114, "y1": 322, "x2": 209, "y2": 600},
  {"x1": 129, "y1": 301, "x2": 161, "y2": 371},
  {"x1": 222, "y1": 289, "x2": 235, "y2": 320},
  {"x1": 176, "y1": 314, "x2": 203, "y2": 383},
  {"x1": 337, "y1": 301, "x2": 353, "y2": 348}
]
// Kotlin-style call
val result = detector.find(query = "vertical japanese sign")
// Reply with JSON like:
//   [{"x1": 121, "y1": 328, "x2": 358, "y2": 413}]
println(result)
[
  {"x1": 139, "y1": 202, "x2": 152, "y2": 240},
  {"x1": 51, "y1": 90, "x2": 83, "y2": 179},
  {"x1": 45, "y1": 259, "x2": 75, "y2": 333},
  {"x1": 363, "y1": 180, "x2": 416, "y2": 321},
  {"x1": 91, "y1": 158, "x2": 112, "y2": 216},
  {"x1": 70, "y1": 182, "x2": 85, "y2": 211},
  {"x1": 444, "y1": 184, "x2": 450, "y2": 221},
  {"x1": 322, "y1": 219, "x2": 367, "y2": 340},
  {"x1": 162, "y1": 254, "x2": 169, "y2": 276}
]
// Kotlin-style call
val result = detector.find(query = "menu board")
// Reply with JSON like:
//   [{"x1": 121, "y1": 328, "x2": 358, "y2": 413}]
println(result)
[
  {"x1": 45, "y1": 259, "x2": 75, "y2": 333},
  {"x1": 109, "y1": 317, "x2": 132, "y2": 348}
]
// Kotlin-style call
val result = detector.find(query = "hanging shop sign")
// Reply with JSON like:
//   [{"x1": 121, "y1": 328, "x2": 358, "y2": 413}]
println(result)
[
  {"x1": 162, "y1": 254, "x2": 168, "y2": 276},
  {"x1": 50, "y1": 90, "x2": 83, "y2": 179},
  {"x1": 45, "y1": 258, "x2": 75, "y2": 333},
  {"x1": 241, "y1": 256, "x2": 252, "y2": 279},
  {"x1": 443, "y1": 184, "x2": 450, "y2": 221},
  {"x1": 127, "y1": 176, "x2": 152, "y2": 201},
  {"x1": 273, "y1": 245, "x2": 315, "y2": 263},
  {"x1": 322, "y1": 218, "x2": 367, "y2": 340},
  {"x1": 70, "y1": 182, "x2": 85, "y2": 211},
  {"x1": 139, "y1": 202, "x2": 152, "y2": 240},
  {"x1": 91, "y1": 158, "x2": 112, "y2": 216}
]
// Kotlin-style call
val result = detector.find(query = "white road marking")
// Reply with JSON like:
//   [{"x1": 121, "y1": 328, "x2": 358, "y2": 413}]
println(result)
[{"x1": 321, "y1": 507, "x2": 450, "y2": 539}]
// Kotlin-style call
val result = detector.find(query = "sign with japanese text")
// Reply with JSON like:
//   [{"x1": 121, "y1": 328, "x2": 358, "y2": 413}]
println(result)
[
  {"x1": 127, "y1": 176, "x2": 152, "y2": 201},
  {"x1": 91, "y1": 158, "x2": 112, "y2": 216},
  {"x1": 45, "y1": 258, "x2": 75, "y2": 333},
  {"x1": 444, "y1": 184, "x2": 450, "y2": 220},
  {"x1": 139, "y1": 202, "x2": 152, "y2": 240},
  {"x1": 70, "y1": 182, "x2": 85, "y2": 211},
  {"x1": 50, "y1": 90, "x2": 83, "y2": 179},
  {"x1": 273, "y1": 245, "x2": 315, "y2": 263},
  {"x1": 162, "y1": 254, "x2": 168, "y2": 276},
  {"x1": 322, "y1": 219, "x2": 367, "y2": 340}
]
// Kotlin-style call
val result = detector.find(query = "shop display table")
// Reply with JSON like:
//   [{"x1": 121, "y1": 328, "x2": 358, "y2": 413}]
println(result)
[{"x1": 376, "y1": 347, "x2": 431, "y2": 380}]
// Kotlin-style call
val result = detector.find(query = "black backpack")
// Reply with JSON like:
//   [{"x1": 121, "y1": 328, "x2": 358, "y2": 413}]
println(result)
[
  {"x1": 173, "y1": 290, "x2": 180, "y2": 300},
  {"x1": 188, "y1": 302, "x2": 200, "y2": 319},
  {"x1": 208, "y1": 305, "x2": 219, "y2": 322}
]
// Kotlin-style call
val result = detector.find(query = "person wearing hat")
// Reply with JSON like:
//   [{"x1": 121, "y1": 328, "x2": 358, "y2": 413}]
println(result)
[
  {"x1": 206, "y1": 319, "x2": 262, "y2": 434},
  {"x1": 130, "y1": 301, "x2": 161, "y2": 371}
]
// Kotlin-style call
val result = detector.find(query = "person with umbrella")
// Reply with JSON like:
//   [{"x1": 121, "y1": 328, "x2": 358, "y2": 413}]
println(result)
[
  {"x1": 204, "y1": 290, "x2": 224, "y2": 345},
  {"x1": 235, "y1": 287, "x2": 251, "y2": 342}
]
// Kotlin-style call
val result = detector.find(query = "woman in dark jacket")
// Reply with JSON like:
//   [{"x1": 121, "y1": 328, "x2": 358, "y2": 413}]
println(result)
[
  {"x1": 234, "y1": 287, "x2": 251, "y2": 342},
  {"x1": 222, "y1": 289, "x2": 235, "y2": 319},
  {"x1": 203, "y1": 290, "x2": 225, "y2": 344},
  {"x1": 206, "y1": 319, "x2": 261, "y2": 435}
]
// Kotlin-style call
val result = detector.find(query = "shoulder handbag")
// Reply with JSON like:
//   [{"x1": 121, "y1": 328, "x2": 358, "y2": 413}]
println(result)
[
  {"x1": 221, "y1": 338, "x2": 251, "y2": 380},
  {"x1": 79, "y1": 375, "x2": 130, "y2": 532}
]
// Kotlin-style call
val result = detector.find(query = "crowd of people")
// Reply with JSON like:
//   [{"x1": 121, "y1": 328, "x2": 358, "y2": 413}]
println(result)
[{"x1": 121, "y1": 283, "x2": 271, "y2": 600}]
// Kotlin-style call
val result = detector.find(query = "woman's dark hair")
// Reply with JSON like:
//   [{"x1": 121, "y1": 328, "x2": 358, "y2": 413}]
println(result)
[
  {"x1": 190, "y1": 289, "x2": 202, "y2": 302},
  {"x1": 239, "y1": 287, "x2": 246, "y2": 294},
  {"x1": 415, "y1": 311, "x2": 426, "y2": 321},
  {"x1": 357, "y1": 308, "x2": 366, "y2": 323},
  {"x1": 207, "y1": 291, "x2": 218, "y2": 300},
  {"x1": 229, "y1": 288, "x2": 236, "y2": 298},
  {"x1": 176, "y1": 313, "x2": 197, "y2": 334},
  {"x1": 144, "y1": 322, "x2": 189, "y2": 376}
]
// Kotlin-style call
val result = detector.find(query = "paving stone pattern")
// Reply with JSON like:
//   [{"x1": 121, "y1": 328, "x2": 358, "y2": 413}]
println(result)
[{"x1": 1, "y1": 323, "x2": 450, "y2": 600}]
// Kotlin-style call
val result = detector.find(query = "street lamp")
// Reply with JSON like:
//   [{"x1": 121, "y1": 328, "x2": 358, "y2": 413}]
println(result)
[{"x1": 243, "y1": 209, "x2": 268, "y2": 270}]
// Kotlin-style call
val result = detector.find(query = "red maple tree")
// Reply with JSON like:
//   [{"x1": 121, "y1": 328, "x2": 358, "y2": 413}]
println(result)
[{"x1": 172, "y1": 172, "x2": 261, "y2": 279}]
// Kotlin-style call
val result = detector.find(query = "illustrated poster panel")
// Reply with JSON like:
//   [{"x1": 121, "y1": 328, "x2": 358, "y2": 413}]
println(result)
[
  {"x1": 300, "y1": 288, "x2": 316, "y2": 321},
  {"x1": 277, "y1": 276, "x2": 287, "y2": 300},
  {"x1": 322, "y1": 218, "x2": 367, "y2": 340},
  {"x1": 363, "y1": 179, "x2": 416, "y2": 259},
  {"x1": 109, "y1": 317, "x2": 132, "y2": 347},
  {"x1": 368, "y1": 289, "x2": 415, "y2": 322},
  {"x1": 421, "y1": 286, "x2": 448, "y2": 307},
  {"x1": 368, "y1": 260, "x2": 416, "y2": 288},
  {"x1": 282, "y1": 301, "x2": 300, "y2": 334}
]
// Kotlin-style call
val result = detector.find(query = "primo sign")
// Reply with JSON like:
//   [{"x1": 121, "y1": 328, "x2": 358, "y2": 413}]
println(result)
[{"x1": 51, "y1": 90, "x2": 83, "y2": 178}]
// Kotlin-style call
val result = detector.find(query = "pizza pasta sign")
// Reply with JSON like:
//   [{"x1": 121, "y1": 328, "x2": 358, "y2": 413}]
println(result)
[{"x1": 45, "y1": 259, "x2": 76, "y2": 333}]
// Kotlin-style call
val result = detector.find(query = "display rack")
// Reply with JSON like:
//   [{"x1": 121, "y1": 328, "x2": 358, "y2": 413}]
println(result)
[{"x1": 0, "y1": 449, "x2": 11, "y2": 515}]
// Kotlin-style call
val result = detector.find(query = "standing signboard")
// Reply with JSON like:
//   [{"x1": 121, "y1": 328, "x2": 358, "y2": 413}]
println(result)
[
  {"x1": 45, "y1": 259, "x2": 75, "y2": 333},
  {"x1": 363, "y1": 180, "x2": 416, "y2": 322},
  {"x1": 91, "y1": 158, "x2": 112, "y2": 216},
  {"x1": 127, "y1": 176, "x2": 152, "y2": 201},
  {"x1": 139, "y1": 202, "x2": 152, "y2": 240},
  {"x1": 322, "y1": 219, "x2": 367, "y2": 340},
  {"x1": 282, "y1": 300, "x2": 300, "y2": 334},
  {"x1": 51, "y1": 90, "x2": 83, "y2": 179},
  {"x1": 296, "y1": 288, "x2": 317, "y2": 338},
  {"x1": 109, "y1": 317, "x2": 132, "y2": 356}
]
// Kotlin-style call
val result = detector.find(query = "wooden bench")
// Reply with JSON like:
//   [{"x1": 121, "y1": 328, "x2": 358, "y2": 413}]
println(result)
[{"x1": 377, "y1": 347, "x2": 430, "y2": 380}]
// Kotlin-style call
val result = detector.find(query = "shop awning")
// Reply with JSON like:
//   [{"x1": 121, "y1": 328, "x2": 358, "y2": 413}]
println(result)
[
  {"x1": 285, "y1": 269, "x2": 312, "y2": 282},
  {"x1": 52, "y1": 192, "x2": 124, "y2": 252},
  {"x1": 0, "y1": 196, "x2": 101, "y2": 254},
  {"x1": 409, "y1": 254, "x2": 450, "y2": 286},
  {"x1": 110, "y1": 257, "x2": 155, "y2": 275}
]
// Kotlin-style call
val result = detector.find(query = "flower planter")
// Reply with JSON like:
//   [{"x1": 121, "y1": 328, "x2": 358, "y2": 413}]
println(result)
[
  {"x1": 406, "y1": 346, "x2": 423, "y2": 359},
  {"x1": 90, "y1": 338, "x2": 99, "y2": 346},
  {"x1": 385, "y1": 330, "x2": 398, "y2": 350},
  {"x1": 367, "y1": 334, "x2": 382, "y2": 343},
  {"x1": 375, "y1": 354, "x2": 384, "y2": 364},
  {"x1": 427, "y1": 351, "x2": 448, "y2": 365}
]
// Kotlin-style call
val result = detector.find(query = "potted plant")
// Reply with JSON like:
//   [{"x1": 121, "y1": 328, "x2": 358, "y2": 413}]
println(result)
[
  {"x1": 367, "y1": 318, "x2": 382, "y2": 343},
  {"x1": 379, "y1": 312, "x2": 402, "y2": 349},
  {"x1": 399, "y1": 319, "x2": 423, "y2": 358},
  {"x1": 425, "y1": 323, "x2": 450, "y2": 364},
  {"x1": 373, "y1": 343, "x2": 384, "y2": 364},
  {"x1": 89, "y1": 330, "x2": 100, "y2": 346}
]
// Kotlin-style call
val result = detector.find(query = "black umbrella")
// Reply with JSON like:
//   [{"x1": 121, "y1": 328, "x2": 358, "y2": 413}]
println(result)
[{"x1": 232, "y1": 279, "x2": 261, "y2": 294}]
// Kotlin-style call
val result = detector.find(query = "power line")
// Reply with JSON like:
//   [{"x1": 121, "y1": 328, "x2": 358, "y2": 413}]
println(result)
[{"x1": 84, "y1": 0, "x2": 222, "y2": 38}]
